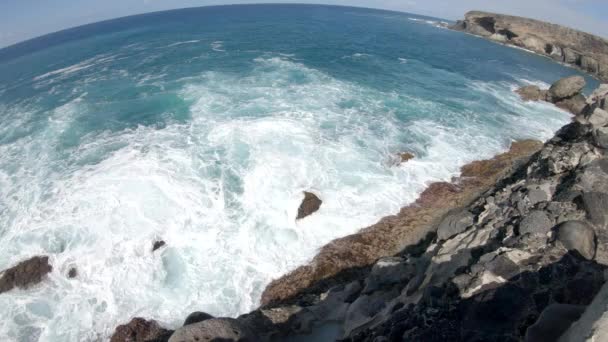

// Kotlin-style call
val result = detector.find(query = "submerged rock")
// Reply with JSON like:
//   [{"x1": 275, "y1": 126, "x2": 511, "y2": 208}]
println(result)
[
  {"x1": 297, "y1": 192, "x2": 322, "y2": 220},
  {"x1": 0, "y1": 256, "x2": 52, "y2": 294},
  {"x1": 516, "y1": 85, "x2": 547, "y2": 102},
  {"x1": 68, "y1": 267, "x2": 78, "y2": 279},
  {"x1": 110, "y1": 318, "x2": 173, "y2": 342},
  {"x1": 397, "y1": 152, "x2": 415, "y2": 164},
  {"x1": 152, "y1": 240, "x2": 166, "y2": 252}
]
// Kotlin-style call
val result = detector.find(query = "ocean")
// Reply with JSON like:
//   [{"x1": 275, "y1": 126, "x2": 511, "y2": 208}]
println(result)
[{"x1": 0, "y1": 4, "x2": 598, "y2": 341}]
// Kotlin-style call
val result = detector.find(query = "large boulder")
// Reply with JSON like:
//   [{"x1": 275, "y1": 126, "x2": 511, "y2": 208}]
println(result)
[
  {"x1": 169, "y1": 318, "x2": 255, "y2": 342},
  {"x1": 588, "y1": 108, "x2": 608, "y2": 127},
  {"x1": 549, "y1": 76, "x2": 586, "y2": 101},
  {"x1": 556, "y1": 221, "x2": 596, "y2": 260},
  {"x1": 0, "y1": 256, "x2": 52, "y2": 294},
  {"x1": 183, "y1": 312, "x2": 214, "y2": 326},
  {"x1": 296, "y1": 192, "x2": 322, "y2": 220},
  {"x1": 555, "y1": 94, "x2": 588, "y2": 115},
  {"x1": 111, "y1": 318, "x2": 173, "y2": 342},
  {"x1": 519, "y1": 210, "x2": 553, "y2": 235},
  {"x1": 516, "y1": 85, "x2": 547, "y2": 102},
  {"x1": 437, "y1": 210, "x2": 475, "y2": 241}
]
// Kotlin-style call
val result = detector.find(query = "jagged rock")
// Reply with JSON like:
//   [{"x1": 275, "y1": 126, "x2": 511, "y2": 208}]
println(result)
[
  {"x1": 588, "y1": 108, "x2": 608, "y2": 127},
  {"x1": 437, "y1": 210, "x2": 475, "y2": 241},
  {"x1": 111, "y1": 318, "x2": 173, "y2": 342},
  {"x1": 549, "y1": 76, "x2": 586, "y2": 101},
  {"x1": 363, "y1": 257, "x2": 415, "y2": 294},
  {"x1": 594, "y1": 127, "x2": 608, "y2": 148},
  {"x1": 525, "y1": 304, "x2": 586, "y2": 342},
  {"x1": 574, "y1": 159, "x2": 608, "y2": 193},
  {"x1": 297, "y1": 192, "x2": 322, "y2": 220},
  {"x1": 516, "y1": 85, "x2": 547, "y2": 101},
  {"x1": 519, "y1": 210, "x2": 553, "y2": 235},
  {"x1": 169, "y1": 318, "x2": 254, "y2": 342},
  {"x1": 556, "y1": 221, "x2": 596, "y2": 260},
  {"x1": 343, "y1": 289, "x2": 399, "y2": 337},
  {"x1": 152, "y1": 240, "x2": 166, "y2": 252},
  {"x1": 555, "y1": 94, "x2": 587, "y2": 115},
  {"x1": 559, "y1": 283, "x2": 608, "y2": 342},
  {"x1": 0, "y1": 256, "x2": 52, "y2": 294},
  {"x1": 582, "y1": 192, "x2": 608, "y2": 229},
  {"x1": 183, "y1": 312, "x2": 214, "y2": 326}
]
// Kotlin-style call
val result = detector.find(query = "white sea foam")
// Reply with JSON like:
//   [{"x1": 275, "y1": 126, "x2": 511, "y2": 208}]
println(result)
[
  {"x1": 0, "y1": 57, "x2": 572, "y2": 341},
  {"x1": 166, "y1": 40, "x2": 200, "y2": 48},
  {"x1": 210, "y1": 41, "x2": 225, "y2": 52}
]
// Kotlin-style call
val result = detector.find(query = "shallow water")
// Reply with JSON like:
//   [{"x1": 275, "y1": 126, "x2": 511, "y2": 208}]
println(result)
[{"x1": 0, "y1": 4, "x2": 598, "y2": 341}]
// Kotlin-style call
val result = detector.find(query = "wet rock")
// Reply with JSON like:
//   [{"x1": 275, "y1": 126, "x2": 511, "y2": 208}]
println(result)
[
  {"x1": 169, "y1": 318, "x2": 254, "y2": 342},
  {"x1": 548, "y1": 76, "x2": 586, "y2": 101},
  {"x1": 111, "y1": 318, "x2": 173, "y2": 342},
  {"x1": 152, "y1": 240, "x2": 166, "y2": 252},
  {"x1": 0, "y1": 256, "x2": 53, "y2": 294},
  {"x1": 397, "y1": 152, "x2": 415, "y2": 164},
  {"x1": 524, "y1": 304, "x2": 586, "y2": 342},
  {"x1": 437, "y1": 210, "x2": 475, "y2": 241},
  {"x1": 556, "y1": 221, "x2": 596, "y2": 260},
  {"x1": 296, "y1": 192, "x2": 322, "y2": 220},
  {"x1": 582, "y1": 192, "x2": 608, "y2": 229},
  {"x1": 519, "y1": 210, "x2": 553, "y2": 235},
  {"x1": 183, "y1": 312, "x2": 214, "y2": 326},
  {"x1": 68, "y1": 268, "x2": 78, "y2": 279},
  {"x1": 593, "y1": 127, "x2": 608, "y2": 148},
  {"x1": 516, "y1": 85, "x2": 547, "y2": 102}
]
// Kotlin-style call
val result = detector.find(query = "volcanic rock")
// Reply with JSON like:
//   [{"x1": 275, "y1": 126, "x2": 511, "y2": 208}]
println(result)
[
  {"x1": 296, "y1": 192, "x2": 322, "y2": 220},
  {"x1": 0, "y1": 256, "x2": 52, "y2": 294},
  {"x1": 110, "y1": 318, "x2": 173, "y2": 342}
]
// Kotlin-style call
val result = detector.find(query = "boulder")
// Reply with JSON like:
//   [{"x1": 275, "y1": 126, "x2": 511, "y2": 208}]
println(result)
[
  {"x1": 519, "y1": 210, "x2": 553, "y2": 235},
  {"x1": 363, "y1": 257, "x2": 415, "y2": 294},
  {"x1": 398, "y1": 152, "x2": 415, "y2": 164},
  {"x1": 588, "y1": 108, "x2": 608, "y2": 127},
  {"x1": 0, "y1": 256, "x2": 52, "y2": 294},
  {"x1": 516, "y1": 85, "x2": 547, "y2": 102},
  {"x1": 152, "y1": 240, "x2": 166, "y2": 252},
  {"x1": 297, "y1": 192, "x2": 322, "y2": 220},
  {"x1": 556, "y1": 221, "x2": 596, "y2": 260},
  {"x1": 169, "y1": 318, "x2": 255, "y2": 342},
  {"x1": 111, "y1": 318, "x2": 173, "y2": 342},
  {"x1": 183, "y1": 312, "x2": 214, "y2": 326},
  {"x1": 549, "y1": 76, "x2": 586, "y2": 101},
  {"x1": 555, "y1": 94, "x2": 587, "y2": 115},
  {"x1": 525, "y1": 304, "x2": 586, "y2": 342},
  {"x1": 582, "y1": 192, "x2": 608, "y2": 229},
  {"x1": 437, "y1": 210, "x2": 475, "y2": 241},
  {"x1": 593, "y1": 127, "x2": 608, "y2": 149},
  {"x1": 68, "y1": 267, "x2": 78, "y2": 279}
]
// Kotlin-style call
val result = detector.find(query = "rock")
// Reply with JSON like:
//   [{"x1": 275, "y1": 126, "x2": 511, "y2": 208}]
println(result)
[
  {"x1": 581, "y1": 56, "x2": 600, "y2": 74},
  {"x1": 593, "y1": 127, "x2": 608, "y2": 148},
  {"x1": 111, "y1": 318, "x2": 173, "y2": 342},
  {"x1": 525, "y1": 304, "x2": 586, "y2": 342},
  {"x1": 169, "y1": 318, "x2": 254, "y2": 342},
  {"x1": 519, "y1": 210, "x2": 553, "y2": 235},
  {"x1": 343, "y1": 289, "x2": 399, "y2": 337},
  {"x1": 563, "y1": 48, "x2": 581, "y2": 65},
  {"x1": 555, "y1": 94, "x2": 588, "y2": 115},
  {"x1": 589, "y1": 84, "x2": 608, "y2": 111},
  {"x1": 152, "y1": 240, "x2": 166, "y2": 252},
  {"x1": 549, "y1": 76, "x2": 586, "y2": 101},
  {"x1": 397, "y1": 152, "x2": 415, "y2": 164},
  {"x1": 582, "y1": 192, "x2": 608, "y2": 229},
  {"x1": 559, "y1": 283, "x2": 608, "y2": 342},
  {"x1": 363, "y1": 257, "x2": 415, "y2": 294},
  {"x1": 516, "y1": 85, "x2": 547, "y2": 102},
  {"x1": 183, "y1": 312, "x2": 214, "y2": 326},
  {"x1": 296, "y1": 192, "x2": 322, "y2": 220},
  {"x1": 0, "y1": 256, "x2": 52, "y2": 294},
  {"x1": 437, "y1": 210, "x2": 475, "y2": 241},
  {"x1": 588, "y1": 108, "x2": 608, "y2": 127},
  {"x1": 68, "y1": 268, "x2": 78, "y2": 278},
  {"x1": 556, "y1": 221, "x2": 596, "y2": 260}
]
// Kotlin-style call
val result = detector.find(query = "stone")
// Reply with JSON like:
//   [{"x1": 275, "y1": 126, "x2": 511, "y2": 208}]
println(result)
[
  {"x1": 549, "y1": 76, "x2": 586, "y2": 101},
  {"x1": 169, "y1": 318, "x2": 254, "y2": 342},
  {"x1": 525, "y1": 304, "x2": 586, "y2": 342},
  {"x1": 559, "y1": 283, "x2": 608, "y2": 342},
  {"x1": 588, "y1": 108, "x2": 608, "y2": 127},
  {"x1": 594, "y1": 127, "x2": 608, "y2": 148},
  {"x1": 519, "y1": 210, "x2": 553, "y2": 235},
  {"x1": 68, "y1": 268, "x2": 78, "y2": 279},
  {"x1": 297, "y1": 192, "x2": 322, "y2": 220},
  {"x1": 183, "y1": 312, "x2": 214, "y2": 326},
  {"x1": 516, "y1": 85, "x2": 547, "y2": 102},
  {"x1": 363, "y1": 257, "x2": 415, "y2": 294},
  {"x1": 437, "y1": 210, "x2": 475, "y2": 241},
  {"x1": 555, "y1": 94, "x2": 588, "y2": 115},
  {"x1": 556, "y1": 221, "x2": 596, "y2": 260},
  {"x1": 152, "y1": 240, "x2": 166, "y2": 252},
  {"x1": 582, "y1": 192, "x2": 608, "y2": 229},
  {"x1": 0, "y1": 256, "x2": 53, "y2": 294},
  {"x1": 111, "y1": 318, "x2": 173, "y2": 342},
  {"x1": 397, "y1": 152, "x2": 415, "y2": 164}
]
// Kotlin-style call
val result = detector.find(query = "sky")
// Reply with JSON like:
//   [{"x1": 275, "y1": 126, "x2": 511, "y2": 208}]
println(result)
[{"x1": 0, "y1": 0, "x2": 607, "y2": 48}]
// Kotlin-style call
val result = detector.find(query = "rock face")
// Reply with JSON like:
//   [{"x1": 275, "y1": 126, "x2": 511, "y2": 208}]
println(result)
[
  {"x1": 296, "y1": 191, "x2": 322, "y2": 220},
  {"x1": 110, "y1": 318, "x2": 173, "y2": 342},
  {"x1": 451, "y1": 11, "x2": 608, "y2": 82},
  {"x1": 0, "y1": 256, "x2": 52, "y2": 294},
  {"x1": 549, "y1": 76, "x2": 586, "y2": 101}
]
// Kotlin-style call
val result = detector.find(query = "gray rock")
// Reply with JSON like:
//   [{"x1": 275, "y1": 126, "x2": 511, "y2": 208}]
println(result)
[
  {"x1": 588, "y1": 108, "x2": 608, "y2": 127},
  {"x1": 555, "y1": 94, "x2": 588, "y2": 115},
  {"x1": 583, "y1": 192, "x2": 608, "y2": 229},
  {"x1": 343, "y1": 289, "x2": 399, "y2": 337},
  {"x1": 437, "y1": 210, "x2": 475, "y2": 241},
  {"x1": 549, "y1": 76, "x2": 586, "y2": 101},
  {"x1": 525, "y1": 304, "x2": 586, "y2": 342},
  {"x1": 575, "y1": 159, "x2": 608, "y2": 193},
  {"x1": 516, "y1": 85, "x2": 547, "y2": 102},
  {"x1": 593, "y1": 127, "x2": 608, "y2": 148},
  {"x1": 558, "y1": 283, "x2": 608, "y2": 342},
  {"x1": 169, "y1": 318, "x2": 255, "y2": 342},
  {"x1": 519, "y1": 210, "x2": 553, "y2": 235},
  {"x1": 183, "y1": 312, "x2": 214, "y2": 326},
  {"x1": 363, "y1": 257, "x2": 415, "y2": 294},
  {"x1": 556, "y1": 221, "x2": 596, "y2": 260}
]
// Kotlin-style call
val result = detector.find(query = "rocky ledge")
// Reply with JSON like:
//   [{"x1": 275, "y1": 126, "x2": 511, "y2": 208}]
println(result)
[
  {"x1": 109, "y1": 76, "x2": 608, "y2": 342},
  {"x1": 450, "y1": 11, "x2": 608, "y2": 82}
]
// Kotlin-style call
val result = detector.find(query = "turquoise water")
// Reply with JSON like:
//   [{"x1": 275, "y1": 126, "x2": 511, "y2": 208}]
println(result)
[{"x1": 0, "y1": 4, "x2": 598, "y2": 341}]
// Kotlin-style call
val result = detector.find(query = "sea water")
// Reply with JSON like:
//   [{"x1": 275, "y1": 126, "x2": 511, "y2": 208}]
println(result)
[{"x1": 0, "y1": 5, "x2": 598, "y2": 341}]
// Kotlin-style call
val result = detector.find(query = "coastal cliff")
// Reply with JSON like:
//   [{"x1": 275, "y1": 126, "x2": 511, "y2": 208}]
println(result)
[{"x1": 450, "y1": 11, "x2": 608, "y2": 82}]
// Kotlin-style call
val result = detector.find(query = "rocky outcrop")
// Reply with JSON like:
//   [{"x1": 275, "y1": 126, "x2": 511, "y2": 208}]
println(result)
[
  {"x1": 451, "y1": 11, "x2": 608, "y2": 82},
  {"x1": 516, "y1": 75, "x2": 588, "y2": 116},
  {"x1": 110, "y1": 318, "x2": 173, "y2": 342},
  {"x1": 297, "y1": 191, "x2": 322, "y2": 220},
  {"x1": 0, "y1": 256, "x2": 52, "y2": 294}
]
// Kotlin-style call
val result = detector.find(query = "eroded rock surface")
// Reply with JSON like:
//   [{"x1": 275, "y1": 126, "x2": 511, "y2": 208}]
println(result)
[{"x1": 0, "y1": 256, "x2": 52, "y2": 294}]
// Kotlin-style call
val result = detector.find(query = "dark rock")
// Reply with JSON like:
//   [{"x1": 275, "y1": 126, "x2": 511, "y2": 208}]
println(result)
[
  {"x1": 437, "y1": 210, "x2": 475, "y2": 241},
  {"x1": 582, "y1": 192, "x2": 608, "y2": 229},
  {"x1": 168, "y1": 318, "x2": 254, "y2": 342},
  {"x1": 111, "y1": 318, "x2": 173, "y2": 342},
  {"x1": 363, "y1": 257, "x2": 415, "y2": 294},
  {"x1": 548, "y1": 76, "x2": 586, "y2": 101},
  {"x1": 593, "y1": 127, "x2": 608, "y2": 148},
  {"x1": 183, "y1": 312, "x2": 214, "y2": 326},
  {"x1": 297, "y1": 192, "x2": 322, "y2": 220},
  {"x1": 397, "y1": 152, "x2": 415, "y2": 164},
  {"x1": 524, "y1": 304, "x2": 585, "y2": 342},
  {"x1": 516, "y1": 85, "x2": 547, "y2": 102},
  {"x1": 555, "y1": 122, "x2": 590, "y2": 142},
  {"x1": 519, "y1": 210, "x2": 553, "y2": 235},
  {"x1": 152, "y1": 240, "x2": 166, "y2": 252},
  {"x1": 68, "y1": 268, "x2": 78, "y2": 279},
  {"x1": 0, "y1": 256, "x2": 52, "y2": 294},
  {"x1": 556, "y1": 221, "x2": 596, "y2": 260}
]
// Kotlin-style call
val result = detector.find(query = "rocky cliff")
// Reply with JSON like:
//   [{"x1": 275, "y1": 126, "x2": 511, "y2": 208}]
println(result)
[{"x1": 450, "y1": 11, "x2": 608, "y2": 82}]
